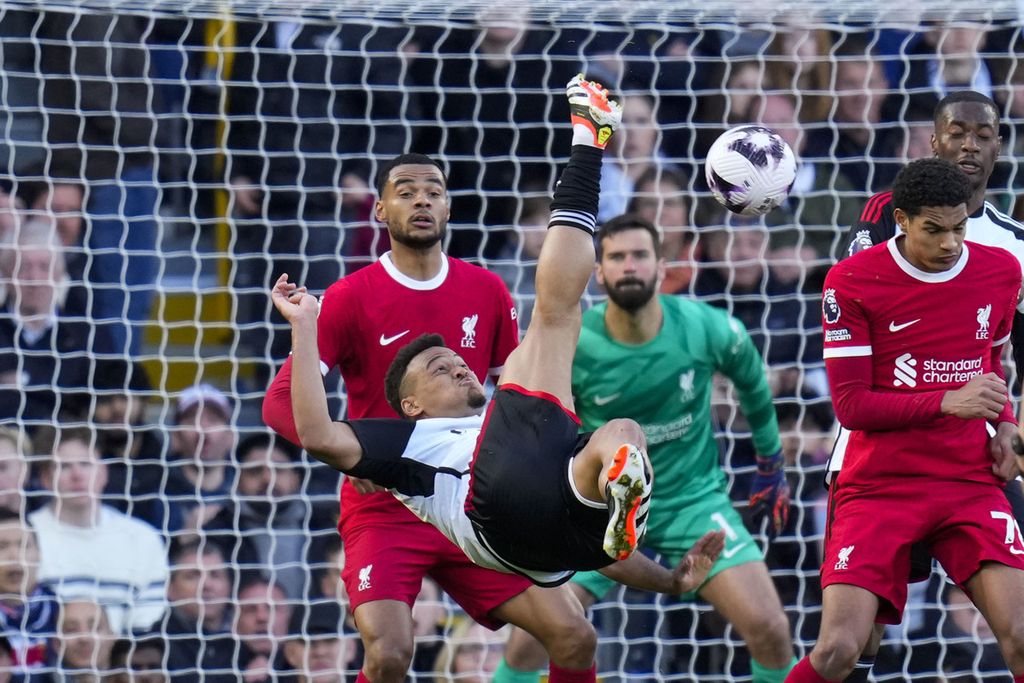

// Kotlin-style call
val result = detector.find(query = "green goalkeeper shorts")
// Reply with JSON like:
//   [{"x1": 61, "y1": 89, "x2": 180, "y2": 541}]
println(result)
[{"x1": 572, "y1": 491, "x2": 763, "y2": 601}]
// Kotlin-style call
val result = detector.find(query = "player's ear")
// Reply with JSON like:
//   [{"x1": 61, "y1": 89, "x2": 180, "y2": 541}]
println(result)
[
  {"x1": 594, "y1": 262, "x2": 606, "y2": 287},
  {"x1": 374, "y1": 199, "x2": 386, "y2": 223},
  {"x1": 400, "y1": 395, "x2": 423, "y2": 419},
  {"x1": 656, "y1": 256, "x2": 667, "y2": 286},
  {"x1": 893, "y1": 207, "x2": 908, "y2": 233},
  {"x1": 930, "y1": 132, "x2": 937, "y2": 156}
]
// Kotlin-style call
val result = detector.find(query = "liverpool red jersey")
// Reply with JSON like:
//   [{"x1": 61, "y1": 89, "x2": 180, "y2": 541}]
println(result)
[
  {"x1": 264, "y1": 251, "x2": 519, "y2": 528},
  {"x1": 823, "y1": 237, "x2": 1021, "y2": 487}
]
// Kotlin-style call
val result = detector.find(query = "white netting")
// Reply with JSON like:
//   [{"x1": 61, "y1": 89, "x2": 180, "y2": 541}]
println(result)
[{"x1": 0, "y1": 1, "x2": 1022, "y2": 681}]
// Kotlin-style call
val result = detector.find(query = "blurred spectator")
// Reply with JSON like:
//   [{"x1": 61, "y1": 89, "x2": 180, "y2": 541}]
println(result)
[
  {"x1": 899, "y1": 98, "x2": 942, "y2": 164},
  {"x1": 205, "y1": 433, "x2": 334, "y2": 599},
  {"x1": 764, "y1": 21, "x2": 833, "y2": 122},
  {"x1": 226, "y1": 18, "x2": 394, "y2": 370},
  {"x1": 165, "y1": 385, "x2": 235, "y2": 535},
  {"x1": 310, "y1": 536, "x2": 346, "y2": 607},
  {"x1": 278, "y1": 602, "x2": 356, "y2": 683},
  {"x1": 410, "y1": 578, "x2": 446, "y2": 678},
  {"x1": 232, "y1": 576, "x2": 291, "y2": 683},
  {"x1": 901, "y1": 21, "x2": 995, "y2": 99},
  {"x1": 411, "y1": 7, "x2": 578, "y2": 258},
  {"x1": 0, "y1": 220, "x2": 123, "y2": 428},
  {"x1": 431, "y1": 620, "x2": 508, "y2": 683},
  {"x1": 0, "y1": 426, "x2": 35, "y2": 515},
  {"x1": 163, "y1": 539, "x2": 234, "y2": 683},
  {"x1": 0, "y1": 190, "x2": 24, "y2": 245},
  {"x1": 600, "y1": 95, "x2": 678, "y2": 222},
  {"x1": 25, "y1": 182, "x2": 86, "y2": 297},
  {"x1": 52, "y1": 599, "x2": 116, "y2": 683},
  {"x1": 94, "y1": 364, "x2": 168, "y2": 533},
  {"x1": 28, "y1": 427, "x2": 167, "y2": 634},
  {"x1": 490, "y1": 194, "x2": 550, "y2": 330},
  {"x1": 627, "y1": 167, "x2": 698, "y2": 294},
  {"x1": 994, "y1": 64, "x2": 1024, "y2": 219},
  {"x1": 804, "y1": 36, "x2": 901, "y2": 193},
  {"x1": 29, "y1": 183, "x2": 83, "y2": 251},
  {"x1": 0, "y1": 509, "x2": 57, "y2": 680},
  {"x1": 693, "y1": 218, "x2": 822, "y2": 368},
  {"x1": 108, "y1": 635, "x2": 166, "y2": 683},
  {"x1": 38, "y1": 11, "x2": 162, "y2": 357},
  {"x1": 754, "y1": 92, "x2": 862, "y2": 256},
  {"x1": 767, "y1": 229, "x2": 829, "y2": 301}
]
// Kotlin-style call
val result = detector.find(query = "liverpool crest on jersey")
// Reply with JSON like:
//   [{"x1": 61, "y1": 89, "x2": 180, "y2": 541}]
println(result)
[
  {"x1": 461, "y1": 314, "x2": 478, "y2": 348},
  {"x1": 976, "y1": 304, "x2": 991, "y2": 340}
]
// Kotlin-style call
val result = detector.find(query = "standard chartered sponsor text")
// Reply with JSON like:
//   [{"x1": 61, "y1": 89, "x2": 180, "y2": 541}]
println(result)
[
  {"x1": 922, "y1": 357, "x2": 983, "y2": 384},
  {"x1": 642, "y1": 414, "x2": 694, "y2": 445}
]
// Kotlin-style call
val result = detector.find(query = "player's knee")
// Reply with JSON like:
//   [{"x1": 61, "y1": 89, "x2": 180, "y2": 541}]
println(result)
[
  {"x1": 363, "y1": 636, "x2": 413, "y2": 682},
  {"x1": 743, "y1": 609, "x2": 794, "y2": 662},
  {"x1": 540, "y1": 616, "x2": 597, "y2": 668},
  {"x1": 997, "y1": 619, "x2": 1024, "y2": 665},
  {"x1": 812, "y1": 632, "x2": 862, "y2": 679}
]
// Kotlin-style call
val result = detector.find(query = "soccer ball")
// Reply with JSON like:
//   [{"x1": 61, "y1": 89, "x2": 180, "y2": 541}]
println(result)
[{"x1": 705, "y1": 125, "x2": 797, "y2": 217}]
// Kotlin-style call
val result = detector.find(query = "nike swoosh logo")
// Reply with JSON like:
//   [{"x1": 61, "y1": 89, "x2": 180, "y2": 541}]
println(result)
[
  {"x1": 721, "y1": 542, "x2": 749, "y2": 560},
  {"x1": 888, "y1": 319, "x2": 921, "y2": 333},
  {"x1": 379, "y1": 330, "x2": 410, "y2": 346},
  {"x1": 593, "y1": 393, "x2": 621, "y2": 406}
]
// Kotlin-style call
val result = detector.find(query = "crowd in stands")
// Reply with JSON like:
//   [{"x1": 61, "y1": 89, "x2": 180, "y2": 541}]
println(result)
[{"x1": 0, "y1": 5, "x2": 1021, "y2": 681}]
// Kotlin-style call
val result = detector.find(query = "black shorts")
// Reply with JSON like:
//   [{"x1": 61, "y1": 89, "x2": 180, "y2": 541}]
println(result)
[{"x1": 465, "y1": 384, "x2": 612, "y2": 579}]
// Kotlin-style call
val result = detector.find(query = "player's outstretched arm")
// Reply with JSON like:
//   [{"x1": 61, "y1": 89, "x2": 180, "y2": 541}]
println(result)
[
  {"x1": 271, "y1": 273, "x2": 364, "y2": 472},
  {"x1": 597, "y1": 530, "x2": 725, "y2": 595}
]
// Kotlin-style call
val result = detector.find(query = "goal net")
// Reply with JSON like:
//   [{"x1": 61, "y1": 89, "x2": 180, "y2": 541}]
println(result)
[{"x1": 0, "y1": 1, "x2": 1021, "y2": 681}]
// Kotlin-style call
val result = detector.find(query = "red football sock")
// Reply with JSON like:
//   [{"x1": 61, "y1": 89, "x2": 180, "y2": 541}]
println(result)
[
  {"x1": 785, "y1": 656, "x2": 840, "y2": 683},
  {"x1": 1014, "y1": 674, "x2": 1024, "y2": 683},
  {"x1": 548, "y1": 662, "x2": 596, "y2": 683},
  {"x1": 355, "y1": 673, "x2": 372, "y2": 683}
]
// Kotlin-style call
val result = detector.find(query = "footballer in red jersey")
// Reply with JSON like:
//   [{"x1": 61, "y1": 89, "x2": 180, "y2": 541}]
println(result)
[
  {"x1": 829, "y1": 91, "x2": 1024, "y2": 683},
  {"x1": 787, "y1": 159, "x2": 1024, "y2": 683}
]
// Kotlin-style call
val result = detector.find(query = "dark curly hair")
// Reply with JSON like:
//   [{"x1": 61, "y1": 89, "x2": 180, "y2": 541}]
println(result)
[
  {"x1": 384, "y1": 333, "x2": 446, "y2": 418},
  {"x1": 891, "y1": 158, "x2": 972, "y2": 218}
]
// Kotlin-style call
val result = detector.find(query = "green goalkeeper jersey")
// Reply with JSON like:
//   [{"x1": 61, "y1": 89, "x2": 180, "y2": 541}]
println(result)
[{"x1": 573, "y1": 295, "x2": 781, "y2": 519}]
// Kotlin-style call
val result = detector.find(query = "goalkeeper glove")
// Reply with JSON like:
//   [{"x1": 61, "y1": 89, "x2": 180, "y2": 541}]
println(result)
[
  {"x1": 566, "y1": 74, "x2": 622, "y2": 149},
  {"x1": 748, "y1": 450, "x2": 790, "y2": 540}
]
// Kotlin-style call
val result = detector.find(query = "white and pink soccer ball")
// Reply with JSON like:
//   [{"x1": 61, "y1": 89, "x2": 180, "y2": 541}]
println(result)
[{"x1": 705, "y1": 125, "x2": 797, "y2": 217}]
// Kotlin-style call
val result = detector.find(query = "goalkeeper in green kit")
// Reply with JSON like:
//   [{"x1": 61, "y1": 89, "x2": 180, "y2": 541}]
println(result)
[{"x1": 494, "y1": 214, "x2": 797, "y2": 683}]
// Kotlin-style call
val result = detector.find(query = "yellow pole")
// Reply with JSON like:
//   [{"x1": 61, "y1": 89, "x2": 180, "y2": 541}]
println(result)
[{"x1": 206, "y1": 12, "x2": 236, "y2": 341}]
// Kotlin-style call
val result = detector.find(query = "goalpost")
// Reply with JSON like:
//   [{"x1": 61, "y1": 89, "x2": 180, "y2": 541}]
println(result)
[{"x1": 1, "y1": 1, "x2": 1022, "y2": 680}]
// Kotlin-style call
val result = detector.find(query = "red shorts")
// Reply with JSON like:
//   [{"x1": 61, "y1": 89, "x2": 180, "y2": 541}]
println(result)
[
  {"x1": 822, "y1": 480, "x2": 1024, "y2": 624},
  {"x1": 340, "y1": 519, "x2": 531, "y2": 630}
]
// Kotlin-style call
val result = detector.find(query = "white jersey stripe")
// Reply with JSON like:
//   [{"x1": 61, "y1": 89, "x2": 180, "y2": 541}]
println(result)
[{"x1": 823, "y1": 345, "x2": 873, "y2": 359}]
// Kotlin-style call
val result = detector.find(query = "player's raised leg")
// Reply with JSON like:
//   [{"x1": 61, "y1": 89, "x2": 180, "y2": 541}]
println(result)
[
  {"x1": 492, "y1": 76, "x2": 651, "y2": 562},
  {"x1": 497, "y1": 75, "x2": 620, "y2": 411}
]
